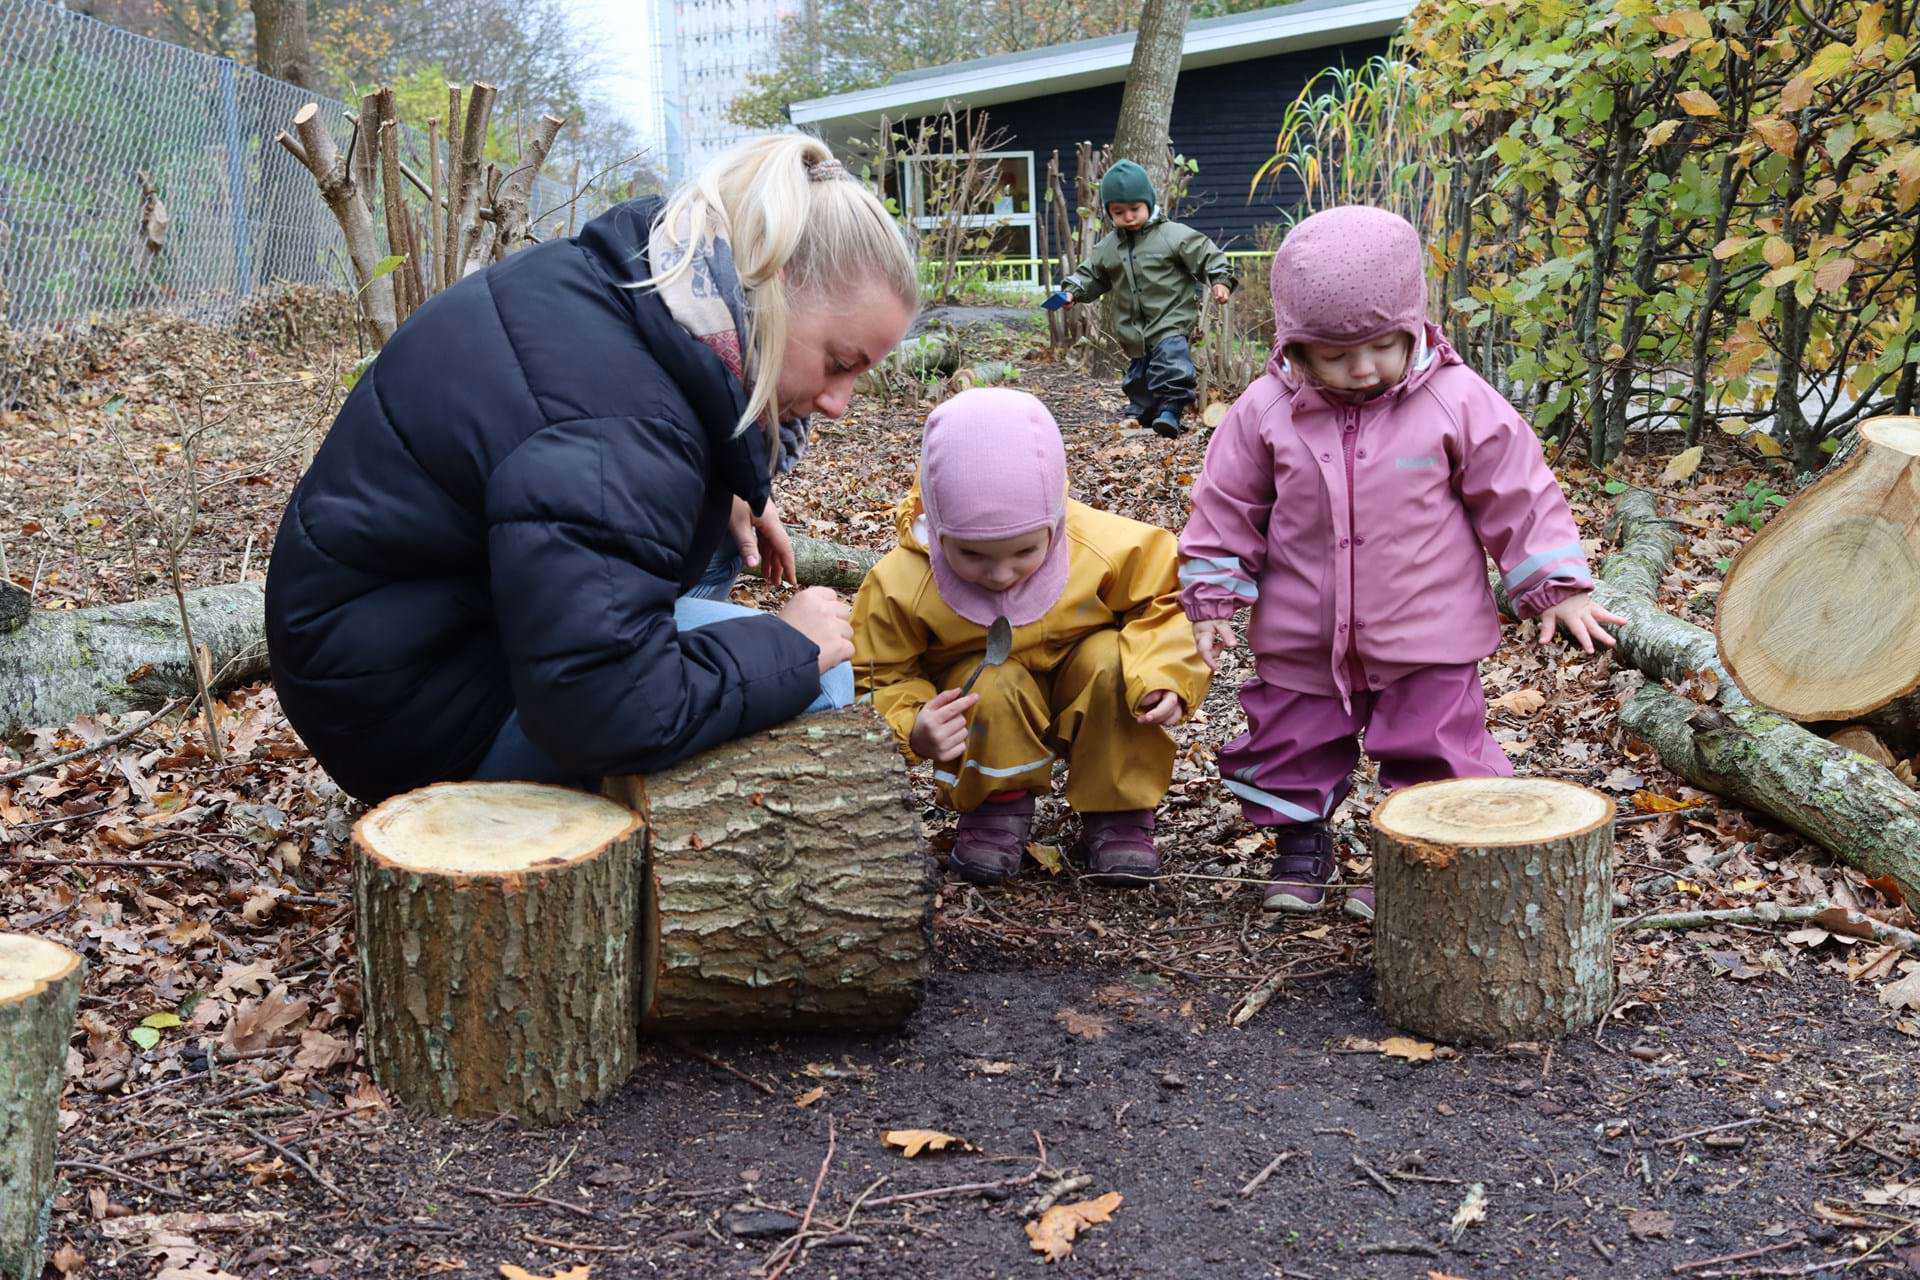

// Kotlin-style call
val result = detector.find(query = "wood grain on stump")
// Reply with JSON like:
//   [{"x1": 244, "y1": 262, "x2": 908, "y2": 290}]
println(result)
[
  {"x1": 353, "y1": 783, "x2": 642, "y2": 1123},
  {"x1": 1718, "y1": 415, "x2": 1920, "y2": 725},
  {"x1": 1, "y1": 934, "x2": 82, "y2": 1280},
  {"x1": 605, "y1": 706, "x2": 933, "y2": 1031},
  {"x1": 1373, "y1": 778, "x2": 1614, "y2": 1046}
]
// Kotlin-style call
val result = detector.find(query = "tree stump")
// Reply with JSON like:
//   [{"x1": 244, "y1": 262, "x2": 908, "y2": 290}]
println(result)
[
  {"x1": 1372, "y1": 778, "x2": 1614, "y2": 1045},
  {"x1": 1717, "y1": 415, "x2": 1920, "y2": 727},
  {"x1": 353, "y1": 783, "x2": 643, "y2": 1123},
  {"x1": 2, "y1": 935, "x2": 82, "y2": 1280},
  {"x1": 604, "y1": 706, "x2": 933, "y2": 1031}
]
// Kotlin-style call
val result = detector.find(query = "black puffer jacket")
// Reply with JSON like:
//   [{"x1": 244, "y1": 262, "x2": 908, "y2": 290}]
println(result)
[{"x1": 265, "y1": 198, "x2": 823, "y2": 803}]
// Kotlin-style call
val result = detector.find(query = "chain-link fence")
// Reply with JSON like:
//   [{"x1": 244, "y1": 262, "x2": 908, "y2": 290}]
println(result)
[{"x1": 0, "y1": 0, "x2": 574, "y2": 337}]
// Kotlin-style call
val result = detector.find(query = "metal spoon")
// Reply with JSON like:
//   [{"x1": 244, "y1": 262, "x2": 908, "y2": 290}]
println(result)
[{"x1": 958, "y1": 616, "x2": 1013, "y2": 696}]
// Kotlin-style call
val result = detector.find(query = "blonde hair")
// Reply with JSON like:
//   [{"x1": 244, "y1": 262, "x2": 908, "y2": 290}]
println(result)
[{"x1": 637, "y1": 133, "x2": 918, "y2": 438}]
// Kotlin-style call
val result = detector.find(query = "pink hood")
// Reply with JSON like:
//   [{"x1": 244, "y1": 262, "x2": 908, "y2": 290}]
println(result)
[
  {"x1": 920, "y1": 388, "x2": 1071, "y2": 627},
  {"x1": 1270, "y1": 206, "x2": 1429, "y2": 354}
]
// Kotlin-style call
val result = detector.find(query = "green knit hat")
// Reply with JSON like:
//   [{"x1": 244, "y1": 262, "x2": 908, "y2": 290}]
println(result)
[{"x1": 1099, "y1": 160, "x2": 1157, "y2": 215}]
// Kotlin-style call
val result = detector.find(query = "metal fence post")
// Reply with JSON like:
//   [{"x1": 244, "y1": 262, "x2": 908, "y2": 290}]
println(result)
[{"x1": 218, "y1": 58, "x2": 253, "y2": 301}]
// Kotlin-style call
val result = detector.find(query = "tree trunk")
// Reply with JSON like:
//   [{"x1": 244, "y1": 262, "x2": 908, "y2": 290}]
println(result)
[
  {"x1": 603, "y1": 706, "x2": 933, "y2": 1031},
  {"x1": 1582, "y1": 490, "x2": 1920, "y2": 905},
  {"x1": 1109, "y1": 0, "x2": 1193, "y2": 200},
  {"x1": 249, "y1": 0, "x2": 317, "y2": 90},
  {"x1": 490, "y1": 114, "x2": 568, "y2": 260},
  {"x1": 1, "y1": 935, "x2": 83, "y2": 1280},
  {"x1": 278, "y1": 103, "x2": 395, "y2": 345},
  {"x1": 0, "y1": 582, "x2": 265, "y2": 739},
  {"x1": 0, "y1": 583, "x2": 25, "y2": 636},
  {"x1": 353, "y1": 783, "x2": 643, "y2": 1123},
  {"x1": 1372, "y1": 779, "x2": 1614, "y2": 1045},
  {"x1": 1717, "y1": 415, "x2": 1920, "y2": 725}
]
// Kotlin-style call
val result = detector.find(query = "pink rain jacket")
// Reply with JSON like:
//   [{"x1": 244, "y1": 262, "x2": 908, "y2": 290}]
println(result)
[{"x1": 1178, "y1": 325, "x2": 1592, "y2": 705}]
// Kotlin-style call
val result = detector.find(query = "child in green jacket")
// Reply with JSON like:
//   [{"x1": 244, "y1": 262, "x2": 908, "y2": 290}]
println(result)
[{"x1": 1055, "y1": 160, "x2": 1235, "y2": 437}]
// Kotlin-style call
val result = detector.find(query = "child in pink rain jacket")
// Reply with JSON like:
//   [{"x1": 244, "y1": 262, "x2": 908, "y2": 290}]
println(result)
[{"x1": 1178, "y1": 205, "x2": 1625, "y2": 920}]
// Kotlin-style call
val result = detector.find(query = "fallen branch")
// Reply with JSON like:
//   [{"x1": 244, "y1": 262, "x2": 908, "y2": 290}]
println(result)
[
  {"x1": 1586, "y1": 492, "x2": 1920, "y2": 905},
  {"x1": 1621, "y1": 902, "x2": 1920, "y2": 953}
]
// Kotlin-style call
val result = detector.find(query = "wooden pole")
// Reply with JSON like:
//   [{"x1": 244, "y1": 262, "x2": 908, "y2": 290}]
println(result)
[{"x1": 1372, "y1": 778, "x2": 1614, "y2": 1045}]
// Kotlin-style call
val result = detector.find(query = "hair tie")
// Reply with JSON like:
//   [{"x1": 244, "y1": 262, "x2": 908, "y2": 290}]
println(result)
[{"x1": 806, "y1": 156, "x2": 849, "y2": 183}]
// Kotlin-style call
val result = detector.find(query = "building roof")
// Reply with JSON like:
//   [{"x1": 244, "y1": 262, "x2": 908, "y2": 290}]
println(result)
[{"x1": 790, "y1": 0, "x2": 1411, "y2": 131}]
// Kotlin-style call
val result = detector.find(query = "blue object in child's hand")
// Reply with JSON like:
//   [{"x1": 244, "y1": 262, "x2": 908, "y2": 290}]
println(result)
[{"x1": 1042, "y1": 291, "x2": 1070, "y2": 312}]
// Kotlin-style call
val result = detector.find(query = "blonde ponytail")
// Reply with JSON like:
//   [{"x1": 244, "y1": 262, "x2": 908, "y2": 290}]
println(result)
[{"x1": 635, "y1": 133, "x2": 919, "y2": 439}]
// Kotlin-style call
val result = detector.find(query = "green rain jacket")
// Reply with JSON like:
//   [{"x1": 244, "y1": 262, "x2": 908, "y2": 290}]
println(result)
[{"x1": 1062, "y1": 209, "x2": 1235, "y2": 359}]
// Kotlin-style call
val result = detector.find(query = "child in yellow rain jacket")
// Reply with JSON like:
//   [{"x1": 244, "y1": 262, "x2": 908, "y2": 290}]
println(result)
[{"x1": 853, "y1": 387, "x2": 1210, "y2": 887}]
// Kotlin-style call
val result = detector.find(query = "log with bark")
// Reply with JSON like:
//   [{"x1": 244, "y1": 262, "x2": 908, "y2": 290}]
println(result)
[
  {"x1": 603, "y1": 705, "x2": 933, "y2": 1031},
  {"x1": 1, "y1": 934, "x2": 83, "y2": 1280},
  {"x1": 1588, "y1": 490, "x2": 1920, "y2": 905},
  {"x1": 0, "y1": 537, "x2": 879, "y2": 740},
  {"x1": 0, "y1": 583, "x2": 265, "y2": 740},
  {"x1": 353, "y1": 782, "x2": 643, "y2": 1122},
  {"x1": 1372, "y1": 778, "x2": 1615, "y2": 1044},
  {"x1": 1716, "y1": 415, "x2": 1920, "y2": 735}
]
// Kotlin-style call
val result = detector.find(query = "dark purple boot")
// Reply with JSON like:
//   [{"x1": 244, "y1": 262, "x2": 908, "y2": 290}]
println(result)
[
  {"x1": 948, "y1": 792, "x2": 1036, "y2": 885},
  {"x1": 1261, "y1": 821, "x2": 1336, "y2": 913},
  {"x1": 1076, "y1": 810, "x2": 1161, "y2": 887}
]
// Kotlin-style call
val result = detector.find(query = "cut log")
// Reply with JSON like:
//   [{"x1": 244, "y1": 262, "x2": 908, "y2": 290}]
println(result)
[
  {"x1": 0, "y1": 582, "x2": 25, "y2": 636},
  {"x1": 1582, "y1": 491, "x2": 1920, "y2": 905},
  {"x1": 353, "y1": 783, "x2": 643, "y2": 1123},
  {"x1": 603, "y1": 706, "x2": 933, "y2": 1031},
  {"x1": 0, "y1": 582, "x2": 265, "y2": 739},
  {"x1": 1372, "y1": 778, "x2": 1615, "y2": 1045},
  {"x1": 1717, "y1": 415, "x2": 1920, "y2": 723},
  {"x1": 1, "y1": 934, "x2": 83, "y2": 1280},
  {"x1": 778, "y1": 535, "x2": 883, "y2": 594}
]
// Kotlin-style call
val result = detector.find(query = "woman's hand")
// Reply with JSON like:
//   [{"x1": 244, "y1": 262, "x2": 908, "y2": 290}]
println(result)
[
  {"x1": 779, "y1": 586, "x2": 853, "y2": 672},
  {"x1": 1136, "y1": 690, "x2": 1185, "y2": 727},
  {"x1": 1211, "y1": 283, "x2": 1232, "y2": 305},
  {"x1": 1192, "y1": 619, "x2": 1236, "y2": 671},
  {"x1": 910, "y1": 688, "x2": 980, "y2": 765},
  {"x1": 1536, "y1": 593, "x2": 1629, "y2": 654},
  {"x1": 730, "y1": 497, "x2": 798, "y2": 589}
]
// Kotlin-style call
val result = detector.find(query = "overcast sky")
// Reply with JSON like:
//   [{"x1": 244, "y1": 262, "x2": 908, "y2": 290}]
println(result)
[{"x1": 568, "y1": 0, "x2": 660, "y2": 150}]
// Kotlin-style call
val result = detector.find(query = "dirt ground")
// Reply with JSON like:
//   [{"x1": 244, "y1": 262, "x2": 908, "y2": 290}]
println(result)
[{"x1": 3, "y1": 302, "x2": 1918, "y2": 1279}]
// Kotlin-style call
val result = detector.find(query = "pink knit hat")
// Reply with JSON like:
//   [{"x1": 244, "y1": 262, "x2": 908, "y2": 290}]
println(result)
[
  {"x1": 920, "y1": 388, "x2": 1070, "y2": 627},
  {"x1": 1270, "y1": 206, "x2": 1428, "y2": 352}
]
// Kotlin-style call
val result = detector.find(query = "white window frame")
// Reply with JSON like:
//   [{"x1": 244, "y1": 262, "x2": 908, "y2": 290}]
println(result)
[{"x1": 898, "y1": 149, "x2": 1039, "y2": 288}]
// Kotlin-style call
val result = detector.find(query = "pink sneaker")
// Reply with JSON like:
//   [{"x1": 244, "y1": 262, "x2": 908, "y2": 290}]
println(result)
[
  {"x1": 1076, "y1": 810, "x2": 1160, "y2": 887},
  {"x1": 1261, "y1": 822, "x2": 1336, "y2": 913}
]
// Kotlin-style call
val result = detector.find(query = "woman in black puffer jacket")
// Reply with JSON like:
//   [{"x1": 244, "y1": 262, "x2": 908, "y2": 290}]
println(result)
[{"x1": 265, "y1": 135, "x2": 917, "y2": 802}]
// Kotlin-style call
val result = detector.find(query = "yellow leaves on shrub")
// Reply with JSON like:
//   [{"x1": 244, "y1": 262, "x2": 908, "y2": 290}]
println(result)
[
  {"x1": 1814, "y1": 257, "x2": 1856, "y2": 292},
  {"x1": 1649, "y1": 9, "x2": 1710, "y2": 38},
  {"x1": 882, "y1": 1129, "x2": 972, "y2": 1158},
  {"x1": 1761, "y1": 237, "x2": 1794, "y2": 268},
  {"x1": 1807, "y1": 41, "x2": 1855, "y2": 84},
  {"x1": 1752, "y1": 431, "x2": 1786, "y2": 457},
  {"x1": 1782, "y1": 73, "x2": 1816, "y2": 112},
  {"x1": 1661, "y1": 445, "x2": 1705, "y2": 484},
  {"x1": 1712, "y1": 235, "x2": 1753, "y2": 260},
  {"x1": 1750, "y1": 116, "x2": 1799, "y2": 155},
  {"x1": 1675, "y1": 90, "x2": 1721, "y2": 117},
  {"x1": 1026, "y1": 1192, "x2": 1123, "y2": 1263},
  {"x1": 1643, "y1": 119, "x2": 1683, "y2": 150}
]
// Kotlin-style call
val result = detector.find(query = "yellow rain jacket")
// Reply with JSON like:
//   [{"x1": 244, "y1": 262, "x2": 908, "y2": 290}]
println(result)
[{"x1": 853, "y1": 489, "x2": 1210, "y2": 813}]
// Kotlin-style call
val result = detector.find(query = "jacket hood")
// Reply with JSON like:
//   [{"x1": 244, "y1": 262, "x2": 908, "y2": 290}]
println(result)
[
  {"x1": 576, "y1": 198, "x2": 772, "y2": 510},
  {"x1": 1270, "y1": 205, "x2": 1429, "y2": 355},
  {"x1": 1267, "y1": 321, "x2": 1461, "y2": 411}
]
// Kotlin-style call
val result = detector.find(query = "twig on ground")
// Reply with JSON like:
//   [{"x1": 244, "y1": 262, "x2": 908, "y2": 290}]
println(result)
[
  {"x1": 522, "y1": 1231, "x2": 629, "y2": 1253},
  {"x1": 457, "y1": 1182, "x2": 601, "y2": 1221},
  {"x1": 671, "y1": 1039, "x2": 777, "y2": 1096},
  {"x1": 1622, "y1": 903, "x2": 1920, "y2": 953},
  {"x1": 1351, "y1": 1154, "x2": 1401, "y2": 1198},
  {"x1": 1239, "y1": 1151, "x2": 1297, "y2": 1197},
  {"x1": 238, "y1": 1122, "x2": 345, "y2": 1202},
  {"x1": 1670, "y1": 1234, "x2": 1807, "y2": 1273},
  {"x1": 0, "y1": 699, "x2": 185, "y2": 784},
  {"x1": 1660, "y1": 1117, "x2": 1768, "y2": 1147},
  {"x1": 1354, "y1": 1240, "x2": 1440, "y2": 1258},
  {"x1": 57, "y1": 1158, "x2": 195, "y2": 1201},
  {"x1": 765, "y1": 1114, "x2": 837, "y2": 1280}
]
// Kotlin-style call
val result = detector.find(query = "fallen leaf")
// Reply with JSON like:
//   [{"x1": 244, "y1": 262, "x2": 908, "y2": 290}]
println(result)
[
  {"x1": 1876, "y1": 963, "x2": 1920, "y2": 1011},
  {"x1": 1628, "y1": 1208, "x2": 1676, "y2": 1239},
  {"x1": 882, "y1": 1129, "x2": 971, "y2": 1158},
  {"x1": 1631, "y1": 789, "x2": 1690, "y2": 813},
  {"x1": 1055, "y1": 1009, "x2": 1111, "y2": 1040},
  {"x1": 1662, "y1": 445, "x2": 1705, "y2": 483},
  {"x1": 292, "y1": 1029, "x2": 353, "y2": 1073},
  {"x1": 1813, "y1": 1202, "x2": 1875, "y2": 1227},
  {"x1": 1449, "y1": 1183, "x2": 1488, "y2": 1239},
  {"x1": 794, "y1": 1086, "x2": 825, "y2": 1109},
  {"x1": 1862, "y1": 1181, "x2": 1920, "y2": 1208},
  {"x1": 970, "y1": 1060, "x2": 1017, "y2": 1075},
  {"x1": 1028, "y1": 842, "x2": 1064, "y2": 875},
  {"x1": 1490, "y1": 688, "x2": 1546, "y2": 716},
  {"x1": 221, "y1": 987, "x2": 308, "y2": 1055},
  {"x1": 1752, "y1": 431, "x2": 1785, "y2": 457},
  {"x1": 499, "y1": 1267, "x2": 591, "y2": 1280},
  {"x1": 1025, "y1": 1191, "x2": 1123, "y2": 1263},
  {"x1": 1379, "y1": 1035, "x2": 1438, "y2": 1062},
  {"x1": 51, "y1": 1244, "x2": 85, "y2": 1275}
]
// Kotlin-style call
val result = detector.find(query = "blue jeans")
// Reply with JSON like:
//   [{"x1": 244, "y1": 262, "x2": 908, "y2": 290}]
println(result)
[{"x1": 472, "y1": 561, "x2": 854, "y2": 784}]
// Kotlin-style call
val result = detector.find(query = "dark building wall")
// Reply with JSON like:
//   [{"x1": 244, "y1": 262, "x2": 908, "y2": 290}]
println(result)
[{"x1": 903, "y1": 36, "x2": 1389, "y2": 253}]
